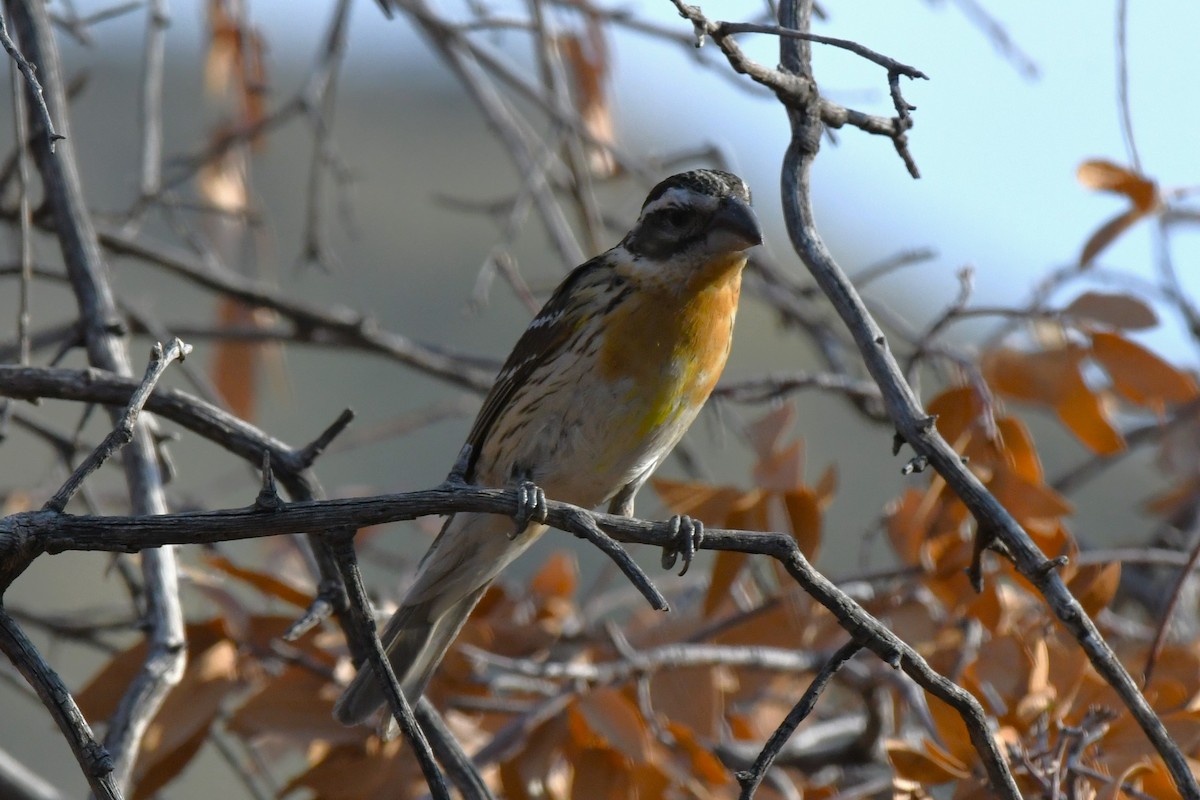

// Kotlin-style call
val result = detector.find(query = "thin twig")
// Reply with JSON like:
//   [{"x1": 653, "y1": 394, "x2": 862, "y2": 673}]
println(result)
[
  {"x1": 415, "y1": 698, "x2": 496, "y2": 800},
  {"x1": 0, "y1": 7, "x2": 61, "y2": 149},
  {"x1": 44, "y1": 338, "x2": 191, "y2": 513},
  {"x1": 326, "y1": 530, "x2": 449, "y2": 799},
  {"x1": 737, "y1": 639, "x2": 863, "y2": 799},
  {"x1": 136, "y1": 0, "x2": 167, "y2": 197},
  {"x1": 1141, "y1": 528, "x2": 1200, "y2": 688}
]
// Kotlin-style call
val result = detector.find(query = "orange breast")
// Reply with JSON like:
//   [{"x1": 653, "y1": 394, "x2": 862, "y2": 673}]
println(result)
[{"x1": 599, "y1": 255, "x2": 744, "y2": 436}]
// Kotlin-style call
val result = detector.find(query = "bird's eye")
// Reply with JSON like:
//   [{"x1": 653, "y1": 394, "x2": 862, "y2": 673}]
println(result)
[{"x1": 662, "y1": 207, "x2": 691, "y2": 230}]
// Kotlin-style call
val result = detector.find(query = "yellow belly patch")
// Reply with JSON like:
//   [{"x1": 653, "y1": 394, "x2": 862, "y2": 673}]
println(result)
[{"x1": 599, "y1": 256, "x2": 744, "y2": 439}]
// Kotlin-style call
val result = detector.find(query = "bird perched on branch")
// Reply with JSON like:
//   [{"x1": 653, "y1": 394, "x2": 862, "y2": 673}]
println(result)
[{"x1": 334, "y1": 169, "x2": 762, "y2": 727}]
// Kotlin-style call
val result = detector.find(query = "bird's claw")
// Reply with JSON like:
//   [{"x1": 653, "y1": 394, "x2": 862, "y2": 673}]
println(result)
[
  {"x1": 510, "y1": 480, "x2": 548, "y2": 539},
  {"x1": 661, "y1": 514, "x2": 704, "y2": 576}
]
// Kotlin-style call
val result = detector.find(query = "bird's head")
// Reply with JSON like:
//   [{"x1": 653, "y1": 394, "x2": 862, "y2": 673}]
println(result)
[{"x1": 618, "y1": 169, "x2": 762, "y2": 289}]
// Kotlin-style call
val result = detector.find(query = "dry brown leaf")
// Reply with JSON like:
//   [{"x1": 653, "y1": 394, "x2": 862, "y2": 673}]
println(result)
[
  {"x1": 781, "y1": 486, "x2": 822, "y2": 560},
  {"x1": 1065, "y1": 291, "x2": 1159, "y2": 330},
  {"x1": 556, "y1": 23, "x2": 616, "y2": 178},
  {"x1": 994, "y1": 417, "x2": 1042, "y2": 482},
  {"x1": 1077, "y1": 160, "x2": 1158, "y2": 211},
  {"x1": 1091, "y1": 330, "x2": 1199, "y2": 410},
  {"x1": 651, "y1": 478, "x2": 748, "y2": 525},
  {"x1": 530, "y1": 552, "x2": 578, "y2": 600},
  {"x1": 211, "y1": 296, "x2": 260, "y2": 420},
  {"x1": 226, "y1": 665, "x2": 353, "y2": 745},
  {"x1": 79, "y1": 620, "x2": 240, "y2": 798},
  {"x1": 744, "y1": 404, "x2": 795, "y2": 463},
  {"x1": 574, "y1": 687, "x2": 651, "y2": 762},
  {"x1": 78, "y1": 619, "x2": 226, "y2": 719},
  {"x1": 927, "y1": 385, "x2": 989, "y2": 446},
  {"x1": 1057, "y1": 367, "x2": 1125, "y2": 455},
  {"x1": 202, "y1": 552, "x2": 310, "y2": 608},
  {"x1": 924, "y1": 691, "x2": 978, "y2": 767},
  {"x1": 650, "y1": 667, "x2": 722, "y2": 739},
  {"x1": 886, "y1": 739, "x2": 970, "y2": 784},
  {"x1": 987, "y1": 468, "x2": 1073, "y2": 523},
  {"x1": 984, "y1": 345, "x2": 1084, "y2": 405},
  {"x1": 703, "y1": 551, "x2": 748, "y2": 617},
  {"x1": 1080, "y1": 207, "x2": 1150, "y2": 268},
  {"x1": 284, "y1": 739, "x2": 418, "y2": 800},
  {"x1": 500, "y1": 714, "x2": 570, "y2": 800},
  {"x1": 815, "y1": 463, "x2": 838, "y2": 504},
  {"x1": 664, "y1": 721, "x2": 730, "y2": 785},
  {"x1": 1068, "y1": 562, "x2": 1122, "y2": 618},
  {"x1": 570, "y1": 748, "x2": 631, "y2": 800},
  {"x1": 886, "y1": 489, "x2": 937, "y2": 566},
  {"x1": 753, "y1": 440, "x2": 804, "y2": 491}
]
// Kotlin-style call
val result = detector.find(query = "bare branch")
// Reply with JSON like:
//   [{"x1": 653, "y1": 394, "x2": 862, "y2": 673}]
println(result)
[
  {"x1": 44, "y1": 338, "x2": 191, "y2": 513},
  {"x1": 0, "y1": 612, "x2": 118, "y2": 800},
  {"x1": 0, "y1": 7, "x2": 61, "y2": 149},
  {"x1": 774, "y1": 0, "x2": 1197, "y2": 795},
  {"x1": 737, "y1": 639, "x2": 863, "y2": 799},
  {"x1": 3, "y1": 1, "x2": 183, "y2": 791}
]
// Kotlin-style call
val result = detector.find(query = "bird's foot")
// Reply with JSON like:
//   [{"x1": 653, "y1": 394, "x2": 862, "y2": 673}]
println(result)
[
  {"x1": 661, "y1": 515, "x2": 704, "y2": 576},
  {"x1": 510, "y1": 480, "x2": 548, "y2": 540}
]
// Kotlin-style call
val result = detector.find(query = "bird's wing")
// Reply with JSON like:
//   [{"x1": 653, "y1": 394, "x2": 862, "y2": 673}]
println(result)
[{"x1": 460, "y1": 255, "x2": 610, "y2": 481}]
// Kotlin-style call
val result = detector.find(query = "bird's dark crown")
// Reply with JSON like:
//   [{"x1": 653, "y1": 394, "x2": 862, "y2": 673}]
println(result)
[{"x1": 641, "y1": 169, "x2": 751, "y2": 209}]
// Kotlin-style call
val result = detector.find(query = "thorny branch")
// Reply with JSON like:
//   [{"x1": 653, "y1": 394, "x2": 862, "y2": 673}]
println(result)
[
  {"x1": 4, "y1": 0, "x2": 183, "y2": 794},
  {"x1": 0, "y1": 473, "x2": 1017, "y2": 797},
  {"x1": 774, "y1": 0, "x2": 1197, "y2": 796},
  {"x1": 44, "y1": 338, "x2": 191, "y2": 513}
]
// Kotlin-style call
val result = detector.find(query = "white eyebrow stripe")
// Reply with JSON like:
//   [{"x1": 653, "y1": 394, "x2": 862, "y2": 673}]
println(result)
[{"x1": 640, "y1": 187, "x2": 699, "y2": 216}]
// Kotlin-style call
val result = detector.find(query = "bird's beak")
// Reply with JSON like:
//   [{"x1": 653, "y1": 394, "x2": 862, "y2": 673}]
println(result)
[{"x1": 713, "y1": 197, "x2": 763, "y2": 250}]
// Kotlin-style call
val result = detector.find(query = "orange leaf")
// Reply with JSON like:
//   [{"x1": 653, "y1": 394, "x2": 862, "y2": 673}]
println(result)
[
  {"x1": 202, "y1": 552, "x2": 310, "y2": 608},
  {"x1": 924, "y1": 692, "x2": 978, "y2": 767},
  {"x1": 704, "y1": 551, "x2": 748, "y2": 616},
  {"x1": 652, "y1": 669, "x2": 723, "y2": 739},
  {"x1": 1057, "y1": 373, "x2": 1125, "y2": 454},
  {"x1": 575, "y1": 688, "x2": 650, "y2": 762},
  {"x1": 226, "y1": 665, "x2": 351, "y2": 744},
  {"x1": 781, "y1": 487, "x2": 822, "y2": 560},
  {"x1": 530, "y1": 552, "x2": 578, "y2": 600},
  {"x1": 557, "y1": 23, "x2": 616, "y2": 178},
  {"x1": 1079, "y1": 207, "x2": 1149, "y2": 267},
  {"x1": 665, "y1": 721, "x2": 731, "y2": 784},
  {"x1": 927, "y1": 385, "x2": 988, "y2": 446},
  {"x1": 211, "y1": 296, "x2": 261, "y2": 420},
  {"x1": 814, "y1": 464, "x2": 838, "y2": 505},
  {"x1": 988, "y1": 468, "x2": 1072, "y2": 523},
  {"x1": 994, "y1": 417, "x2": 1042, "y2": 482},
  {"x1": 651, "y1": 478, "x2": 749, "y2": 527},
  {"x1": 284, "y1": 739, "x2": 414, "y2": 800},
  {"x1": 1091, "y1": 330, "x2": 1199, "y2": 409},
  {"x1": 886, "y1": 739, "x2": 970, "y2": 784},
  {"x1": 1068, "y1": 562, "x2": 1122, "y2": 618},
  {"x1": 570, "y1": 748, "x2": 630, "y2": 800},
  {"x1": 984, "y1": 346, "x2": 1084, "y2": 406},
  {"x1": 78, "y1": 619, "x2": 225, "y2": 719},
  {"x1": 1077, "y1": 159, "x2": 1158, "y2": 211},
  {"x1": 1064, "y1": 291, "x2": 1158, "y2": 330},
  {"x1": 744, "y1": 404, "x2": 795, "y2": 463}
]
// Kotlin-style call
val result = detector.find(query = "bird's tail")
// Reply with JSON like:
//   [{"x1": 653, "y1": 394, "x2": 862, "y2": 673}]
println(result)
[{"x1": 332, "y1": 584, "x2": 487, "y2": 726}]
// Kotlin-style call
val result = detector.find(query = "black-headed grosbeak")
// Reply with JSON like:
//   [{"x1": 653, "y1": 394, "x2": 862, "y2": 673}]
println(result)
[{"x1": 334, "y1": 169, "x2": 762, "y2": 726}]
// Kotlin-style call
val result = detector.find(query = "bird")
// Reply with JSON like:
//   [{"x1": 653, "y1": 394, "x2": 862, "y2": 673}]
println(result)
[{"x1": 334, "y1": 169, "x2": 763, "y2": 727}]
